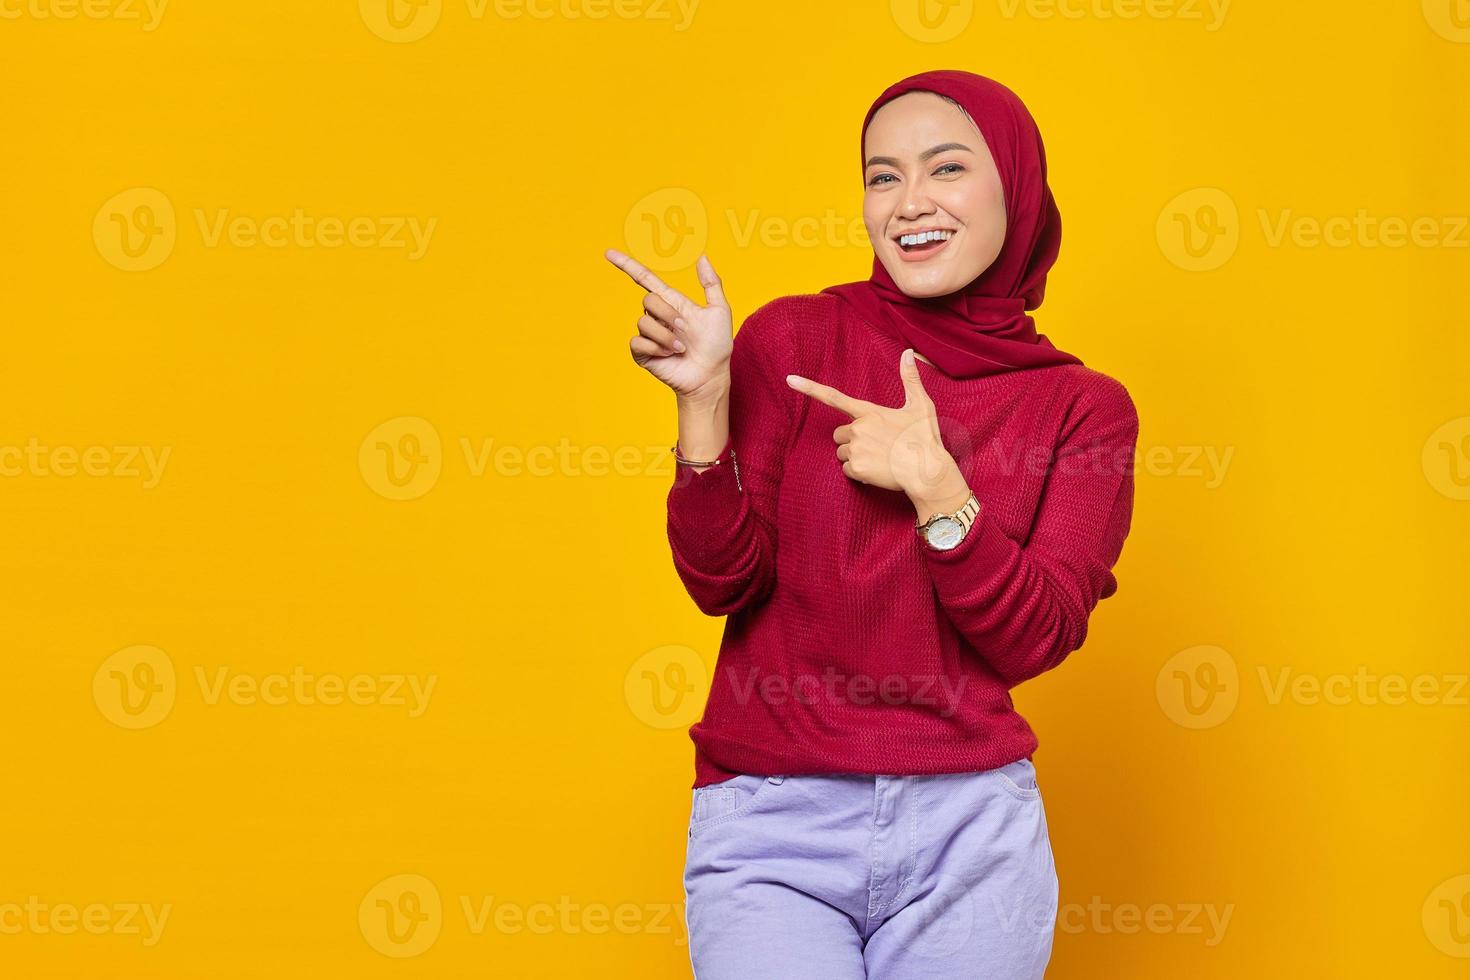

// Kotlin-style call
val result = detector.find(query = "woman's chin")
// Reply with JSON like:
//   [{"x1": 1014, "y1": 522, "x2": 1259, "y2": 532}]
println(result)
[{"x1": 889, "y1": 271, "x2": 964, "y2": 300}]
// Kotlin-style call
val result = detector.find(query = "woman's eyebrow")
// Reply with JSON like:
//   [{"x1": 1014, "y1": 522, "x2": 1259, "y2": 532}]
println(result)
[{"x1": 864, "y1": 142, "x2": 973, "y2": 168}]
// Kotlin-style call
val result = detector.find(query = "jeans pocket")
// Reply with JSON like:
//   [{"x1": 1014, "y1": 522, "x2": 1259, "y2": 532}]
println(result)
[
  {"x1": 993, "y1": 758, "x2": 1042, "y2": 801},
  {"x1": 688, "y1": 774, "x2": 779, "y2": 838}
]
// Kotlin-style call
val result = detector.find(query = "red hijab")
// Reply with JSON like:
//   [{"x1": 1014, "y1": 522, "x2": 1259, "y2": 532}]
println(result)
[{"x1": 822, "y1": 70, "x2": 1083, "y2": 379}]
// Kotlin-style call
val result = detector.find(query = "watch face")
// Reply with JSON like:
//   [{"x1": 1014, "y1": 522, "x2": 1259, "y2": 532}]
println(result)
[{"x1": 925, "y1": 517, "x2": 963, "y2": 551}]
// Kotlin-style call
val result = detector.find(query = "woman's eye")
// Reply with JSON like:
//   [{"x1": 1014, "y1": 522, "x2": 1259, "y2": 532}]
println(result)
[{"x1": 867, "y1": 164, "x2": 962, "y2": 186}]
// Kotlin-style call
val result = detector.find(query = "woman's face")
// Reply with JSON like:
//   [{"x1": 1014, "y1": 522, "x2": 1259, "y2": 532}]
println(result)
[{"x1": 862, "y1": 91, "x2": 1006, "y2": 299}]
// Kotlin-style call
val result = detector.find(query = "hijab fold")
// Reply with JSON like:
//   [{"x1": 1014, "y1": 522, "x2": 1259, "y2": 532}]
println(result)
[{"x1": 821, "y1": 70, "x2": 1083, "y2": 379}]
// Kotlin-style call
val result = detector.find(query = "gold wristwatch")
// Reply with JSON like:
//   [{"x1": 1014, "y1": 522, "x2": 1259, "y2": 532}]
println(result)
[{"x1": 915, "y1": 493, "x2": 981, "y2": 551}]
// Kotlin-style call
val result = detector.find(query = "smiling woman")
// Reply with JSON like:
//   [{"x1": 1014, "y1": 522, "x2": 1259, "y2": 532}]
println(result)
[
  {"x1": 606, "y1": 69, "x2": 1139, "y2": 980},
  {"x1": 861, "y1": 96, "x2": 1008, "y2": 296}
]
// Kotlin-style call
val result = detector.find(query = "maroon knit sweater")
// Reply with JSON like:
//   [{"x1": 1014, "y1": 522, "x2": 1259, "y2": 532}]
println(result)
[{"x1": 667, "y1": 293, "x2": 1138, "y2": 789}]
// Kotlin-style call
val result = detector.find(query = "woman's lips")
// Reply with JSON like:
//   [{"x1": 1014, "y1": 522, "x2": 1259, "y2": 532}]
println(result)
[{"x1": 894, "y1": 233, "x2": 954, "y2": 263}]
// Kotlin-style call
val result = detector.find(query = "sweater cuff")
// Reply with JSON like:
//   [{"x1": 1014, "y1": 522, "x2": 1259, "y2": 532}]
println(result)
[{"x1": 667, "y1": 437, "x2": 748, "y2": 566}]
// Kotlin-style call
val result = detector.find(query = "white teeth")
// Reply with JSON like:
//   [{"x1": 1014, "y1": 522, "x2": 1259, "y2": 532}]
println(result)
[{"x1": 899, "y1": 230, "x2": 953, "y2": 247}]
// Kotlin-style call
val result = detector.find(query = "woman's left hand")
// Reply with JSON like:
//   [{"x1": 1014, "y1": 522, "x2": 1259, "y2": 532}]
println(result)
[{"x1": 787, "y1": 349, "x2": 971, "y2": 516}]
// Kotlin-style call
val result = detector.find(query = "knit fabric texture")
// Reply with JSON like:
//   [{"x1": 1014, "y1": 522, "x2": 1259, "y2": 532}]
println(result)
[{"x1": 667, "y1": 293, "x2": 1138, "y2": 789}]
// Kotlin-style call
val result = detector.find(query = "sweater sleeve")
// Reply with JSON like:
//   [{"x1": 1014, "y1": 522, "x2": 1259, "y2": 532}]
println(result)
[
  {"x1": 665, "y1": 300, "x2": 795, "y2": 617},
  {"x1": 920, "y1": 377, "x2": 1139, "y2": 686}
]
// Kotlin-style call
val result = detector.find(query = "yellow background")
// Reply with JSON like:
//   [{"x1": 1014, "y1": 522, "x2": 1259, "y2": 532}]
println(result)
[{"x1": 2, "y1": 0, "x2": 1468, "y2": 976}]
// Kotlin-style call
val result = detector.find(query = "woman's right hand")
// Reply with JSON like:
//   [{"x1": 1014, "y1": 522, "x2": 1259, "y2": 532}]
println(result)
[{"x1": 605, "y1": 249, "x2": 734, "y2": 401}]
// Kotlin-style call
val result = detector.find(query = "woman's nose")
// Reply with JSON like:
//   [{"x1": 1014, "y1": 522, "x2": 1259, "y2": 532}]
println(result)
[{"x1": 898, "y1": 180, "x2": 935, "y2": 218}]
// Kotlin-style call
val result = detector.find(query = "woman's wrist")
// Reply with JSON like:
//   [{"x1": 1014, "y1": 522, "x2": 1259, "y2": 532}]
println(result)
[
  {"x1": 675, "y1": 371, "x2": 732, "y2": 467},
  {"x1": 675, "y1": 369, "x2": 731, "y2": 411},
  {"x1": 905, "y1": 455, "x2": 972, "y2": 522}
]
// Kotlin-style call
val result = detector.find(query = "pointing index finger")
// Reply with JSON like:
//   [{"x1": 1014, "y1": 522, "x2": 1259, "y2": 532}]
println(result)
[
  {"x1": 785, "y1": 374, "x2": 873, "y2": 418},
  {"x1": 604, "y1": 248, "x2": 694, "y2": 316}
]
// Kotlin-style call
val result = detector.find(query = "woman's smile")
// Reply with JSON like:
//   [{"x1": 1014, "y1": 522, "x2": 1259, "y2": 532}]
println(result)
[{"x1": 893, "y1": 226, "x2": 958, "y2": 262}]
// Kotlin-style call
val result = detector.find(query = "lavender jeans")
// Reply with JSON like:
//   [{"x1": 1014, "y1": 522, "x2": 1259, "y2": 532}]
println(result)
[{"x1": 682, "y1": 759, "x2": 1059, "y2": 979}]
